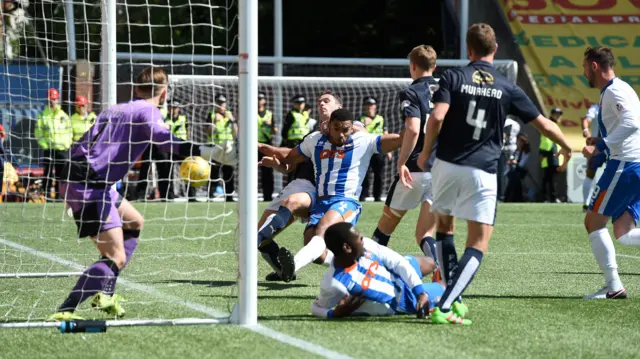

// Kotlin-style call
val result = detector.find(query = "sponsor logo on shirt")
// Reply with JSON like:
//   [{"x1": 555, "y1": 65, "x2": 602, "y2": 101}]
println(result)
[{"x1": 472, "y1": 70, "x2": 495, "y2": 85}]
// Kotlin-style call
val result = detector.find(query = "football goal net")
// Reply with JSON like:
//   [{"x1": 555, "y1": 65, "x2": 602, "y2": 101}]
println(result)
[{"x1": 0, "y1": 0, "x2": 258, "y2": 329}]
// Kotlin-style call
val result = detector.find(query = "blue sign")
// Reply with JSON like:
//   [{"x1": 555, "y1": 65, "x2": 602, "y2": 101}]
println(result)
[{"x1": 0, "y1": 64, "x2": 62, "y2": 105}]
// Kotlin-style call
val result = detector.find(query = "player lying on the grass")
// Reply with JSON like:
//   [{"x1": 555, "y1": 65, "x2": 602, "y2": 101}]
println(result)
[
  {"x1": 371, "y1": 45, "x2": 441, "y2": 280},
  {"x1": 261, "y1": 108, "x2": 402, "y2": 282},
  {"x1": 49, "y1": 67, "x2": 205, "y2": 321},
  {"x1": 255, "y1": 90, "x2": 366, "y2": 281},
  {"x1": 416, "y1": 23, "x2": 572, "y2": 325},
  {"x1": 311, "y1": 222, "x2": 446, "y2": 319},
  {"x1": 582, "y1": 46, "x2": 640, "y2": 300}
]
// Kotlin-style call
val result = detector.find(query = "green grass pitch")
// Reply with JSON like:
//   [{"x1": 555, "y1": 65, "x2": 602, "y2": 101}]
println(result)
[{"x1": 1, "y1": 202, "x2": 640, "y2": 358}]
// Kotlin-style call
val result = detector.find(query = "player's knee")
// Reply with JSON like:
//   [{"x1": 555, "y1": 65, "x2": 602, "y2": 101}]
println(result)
[
  {"x1": 128, "y1": 216, "x2": 144, "y2": 231},
  {"x1": 586, "y1": 169, "x2": 596, "y2": 179},
  {"x1": 418, "y1": 256, "x2": 436, "y2": 276},
  {"x1": 283, "y1": 193, "x2": 308, "y2": 212},
  {"x1": 584, "y1": 212, "x2": 605, "y2": 233}
]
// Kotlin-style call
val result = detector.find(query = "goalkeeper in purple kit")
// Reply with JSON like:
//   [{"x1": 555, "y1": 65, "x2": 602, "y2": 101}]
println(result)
[{"x1": 49, "y1": 67, "x2": 203, "y2": 321}]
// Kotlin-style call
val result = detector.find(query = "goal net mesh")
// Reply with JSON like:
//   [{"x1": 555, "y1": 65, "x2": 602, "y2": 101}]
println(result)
[
  {"x1": 0, "y1": 0, "x2": 236, "y2": 326},
  {"x1": 168, "y1": 62, "x2": 517, "y2": 199}
]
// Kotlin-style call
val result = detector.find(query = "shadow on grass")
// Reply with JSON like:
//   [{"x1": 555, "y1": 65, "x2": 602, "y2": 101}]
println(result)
[
  {"x1": 549, "y1": 271, "x2": 640, "y2": 276},
  {"x1": 257, "y1": 314, "x2": 424, "y2": 324},
  {"x1": 466, "y1": 294, "x2": 584, "y2": 299},
  {"x1": 152, "y1": 279, "x2": 308, "y2": 290}
]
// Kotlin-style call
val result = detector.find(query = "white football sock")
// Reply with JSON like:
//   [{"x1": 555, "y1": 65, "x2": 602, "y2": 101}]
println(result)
[
  {"x1": 589, "y1": 228, "x2": 623, "y2": 291},
  {"x1": 618, "y1": 228, "x2": 640, "y2": 246},
  {"x1": 583, "y1": 177, "x2": 593, "y2": 206},
  {"x1": 294, "y1": 235, "x2": 326, "y2": 272}
]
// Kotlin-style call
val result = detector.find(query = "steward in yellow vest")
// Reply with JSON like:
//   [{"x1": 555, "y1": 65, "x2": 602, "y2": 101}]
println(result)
[
  {"x1": 359, "y1": 96, "x2": 388, "y2": 201},
  {"x1": 207, "y1": 94, "x2": 237, "y2": 201},
  {"x1": 257, "y1": 91, "x2": 276, "y2": 201},
  {"x1": 70, "y1": 95, "x2": 97, "y2": 142},
  {"x1": 257, "y1": 92, "x2": 276, "y2": 144},
  {"x1": 539, "y1": 108, "x2": 566, "y2": 203},
  {"x1": 281, "y1": 95, "x2": 309, "y2": 148},
  {"x1": 35, "y1": 88, "x2": 71, "y2": 199},
  {"x1": 166, "y1": 101, "x2": 188, "y2": 140}
]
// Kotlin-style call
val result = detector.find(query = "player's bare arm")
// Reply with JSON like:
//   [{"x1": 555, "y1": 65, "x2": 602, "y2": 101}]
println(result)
[
  {"x1": 529, "y1": 115, "x2": 572, "y2": 171},
  {"x1": 379, "y1": 133, "x2": 403, "y2": 154},
  {"x1": 581, "y1": 116, "x2": 591, "y2": 138},
  {"x1": 417, "y1": 102, "x2": 450, "y2": 170},
  {"x1": 259, "y1": 145, "x2": 306, "y2": 173},
  {"x1": 397, "y1": 116, "x2": 420, "y2": 187},
  {"x1": 258, "y1": 143, "x2": 292, "y2": 159}
]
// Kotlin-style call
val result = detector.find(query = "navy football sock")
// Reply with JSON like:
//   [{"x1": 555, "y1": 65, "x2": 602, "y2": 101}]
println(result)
[
  {"x1": 420, "y1": 236, "x2": 438, "y2": 266},
  {"x1": 372, "y1": 227, "x2": 391, "y2": 246},
  {"x1": 438, "y1": 247, "x2": 484, "y2": 312},
  {"x1": 258, "y1": 206, "x2": 292, "y2": 246},
  {"x1": 436, "y1": 232, "x2": 457, "y2": 285}
]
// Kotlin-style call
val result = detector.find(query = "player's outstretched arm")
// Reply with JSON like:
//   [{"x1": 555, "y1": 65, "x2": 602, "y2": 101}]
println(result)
[
  {"x1": 258, "y1": 142, "x2": 292, "y2": 159},
  {"x1": 529, "y1": 115, "x2": 573, "y2": 170},
  {"x1": 378, "y1": 133, "x2": 402, "y2": 154},
  {"x1": 259, "y1": 145, "x2": 306, "y2": 173},
  {"x1": 417, "y1": 102, "x2": 449, "y2": 170}
]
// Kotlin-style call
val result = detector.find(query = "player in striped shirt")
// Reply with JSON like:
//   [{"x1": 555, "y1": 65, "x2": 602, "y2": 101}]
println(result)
[
  {"x1": 256, "y1": 91, "x2": 368, "y2": 282},
  {"x1": 582, "y1": 46, "x2": 640, "y2": 299},
  {"x1": 260, "y1": 108, "x2": 401, "y2": 281},
  {"x1": 311, "y1": 222, "x2": 446, "y2": 320}
]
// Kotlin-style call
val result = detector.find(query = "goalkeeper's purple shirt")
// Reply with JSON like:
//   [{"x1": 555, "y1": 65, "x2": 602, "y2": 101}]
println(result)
[{"x1": 71, "y1": 99, "x2": 182, "y2": 183}]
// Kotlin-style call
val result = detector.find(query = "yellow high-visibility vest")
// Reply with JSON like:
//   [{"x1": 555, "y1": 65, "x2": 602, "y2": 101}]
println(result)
[
  {"x1": 71, "y1": 112, "x2": 96, "y2": 141},
  {"x1": 362, "y1": 114, "x2": 385, "y2": 135},
  {"x1": 287, "y1": 110, "x2": 309, "y2": 141},
  {"x1": 34, "y1": 106, "x2": 72, "y2": 150},
  {"x1": 258, "y1": 110, "x2": 274, "y2": 143},
  {"x1": 209, "y1": 111, "x2": 234, "y2": 144}
]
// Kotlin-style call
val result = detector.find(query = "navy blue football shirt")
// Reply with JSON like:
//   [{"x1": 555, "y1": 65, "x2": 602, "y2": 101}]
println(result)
[
  {"x1": 400, "y1": 76, "x2": 439, "y2": 172},
  {"x1": 433, "y1": 61, "x2": 540, "y2": 173}
]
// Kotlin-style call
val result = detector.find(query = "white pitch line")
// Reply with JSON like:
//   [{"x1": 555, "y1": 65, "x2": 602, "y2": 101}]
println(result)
[{"x1": 0, "y1": 238, "x2": 353, "y2": 359}]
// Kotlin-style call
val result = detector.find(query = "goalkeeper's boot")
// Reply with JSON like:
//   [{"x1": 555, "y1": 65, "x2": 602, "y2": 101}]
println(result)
[
  {"x1": 265, "y1": 271, "x2": 297, "y2": 282},
  {"x1": 431, "y1": 307, "x2": 472, "y2": 325},
  {"x1": 91, "y1": 293, "x2": 126, "y2": 318},
  {"x1": 278, "y1": 247, "x2": 296, "y2": 283},
  {"x1": 452, "y1": 300, "x2": 469, "y2": 318},
  {"x1": 48, "y1": 311, "x2": 84, "y2": 322}
]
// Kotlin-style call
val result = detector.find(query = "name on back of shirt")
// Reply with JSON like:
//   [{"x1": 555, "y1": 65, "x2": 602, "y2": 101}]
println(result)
[{"x1": 461, "y1": 84, "x2": 503, "y2": 99}]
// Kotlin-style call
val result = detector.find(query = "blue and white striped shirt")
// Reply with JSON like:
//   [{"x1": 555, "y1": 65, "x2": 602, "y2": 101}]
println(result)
[
  {"x1": 311, "y1": 238, "x2": 426, "y2": 318},
  {"x1": 298, "y1": 131, "x2": 381, "y2": 199}
]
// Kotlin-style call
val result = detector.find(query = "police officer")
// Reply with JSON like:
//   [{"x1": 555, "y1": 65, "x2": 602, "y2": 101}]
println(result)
[
  {"x1": 281, "y1": 95, "x2": 308, "y2": 149},
  {"x1": 539, "y1": 107, "x2": 566, "y2": 203},
  {"x1": 359, "y1": 96, "x2": 388, "y2": 202},
  {"x1": 257, "y1": 91, "x2": 276, "y2": 201},
  {"x1": 137, "y1": 104, "x2": 174, "y2": 201},
  {"x1": 35, "y1": 88, "x2": 71, "y2": 200},
  {"x1": 208, "y1": 94, "x2": 237, "y2": 201},
  {"x1": 70, "y1": 96, "x2": 97, "y2": 142}
]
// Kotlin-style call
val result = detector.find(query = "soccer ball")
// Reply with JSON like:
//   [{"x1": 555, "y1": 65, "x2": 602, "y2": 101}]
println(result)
[{"x1": 179, "y1": 156, "x2": 210, "y2": 188}]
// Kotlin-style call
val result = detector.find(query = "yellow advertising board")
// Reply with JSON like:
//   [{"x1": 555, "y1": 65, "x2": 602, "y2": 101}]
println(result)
[{"x1": 500, "y1": 0, "x2": 640, "y2": 150}]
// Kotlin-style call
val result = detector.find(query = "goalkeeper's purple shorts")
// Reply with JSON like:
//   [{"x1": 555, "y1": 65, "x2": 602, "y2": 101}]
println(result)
[{"x1": 61, "y1": 182, "x2": 123, "y2": 238}]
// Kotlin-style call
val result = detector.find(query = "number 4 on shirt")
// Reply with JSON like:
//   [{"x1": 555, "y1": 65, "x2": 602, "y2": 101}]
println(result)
[{"x1": 466, "y1": 100, "x2": 487, "y2": 140}]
